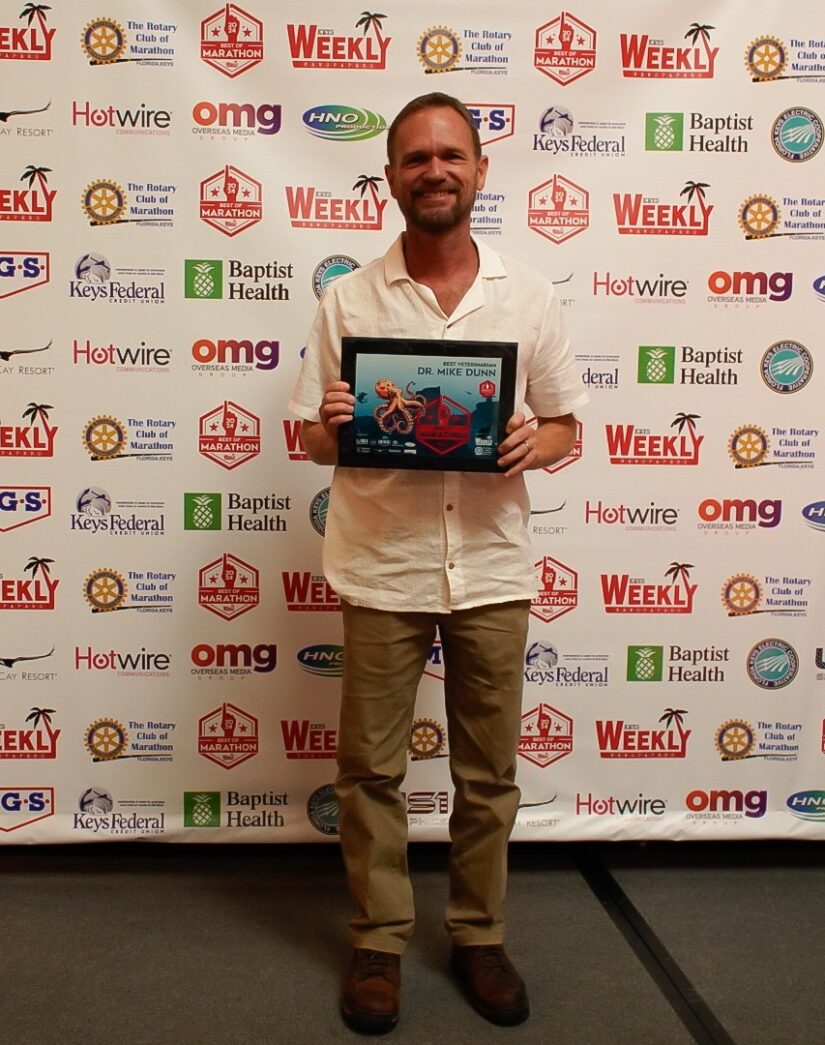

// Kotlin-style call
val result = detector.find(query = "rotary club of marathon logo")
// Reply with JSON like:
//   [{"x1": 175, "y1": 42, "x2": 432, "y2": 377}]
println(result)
[
  {"x1": 80, "y1": 16, "x2": 175, "y2": 66},
  {"x1": 200, "y1": 165, "x2": 262, "y2": 236},
  {"x1": 728, "y1": 423, "x2": 817, "y2": 469},
  {"x1": 82, "y1": 567, "x2": 173, "y2": 614},
  {"x1": 200, "y1": 4, "x2": 263, "y2": 77},
  {"x1": 82, "y1": 415, "x2": 173, "y2": 462},
  {"x1": 198, "y1": 702, "x2": 259, "y2": 769},
  {"x1": 409, "y1": 718, "x2": 447, "y2": 761},
  {"x1": 417, "y1": 26, "x2": 462, "y2": 74},
  {"x1": 80, "y1": 179, "x2": 174, "y2": 228},
  {"x1": 744, "y1": 35, "x2": 825, "y2": 83},
  {"x1": 83, "y1": 718, "x2": 174, "y2": 762},
  {"x1": 199, "y1": 401, "x2": 261, "y2": 468},
  {"x1": 198, "y1": 553, "x2": 260, "y2": 621}
]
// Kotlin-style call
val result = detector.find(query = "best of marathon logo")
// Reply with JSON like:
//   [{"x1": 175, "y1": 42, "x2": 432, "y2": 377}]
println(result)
[
  {"x1": 0, "y1": 556, "x2": 58, "y2": 610},
  {"x1": 70, "y1": 252, "x2": 166, "y2": 304},
  {"x1": 533, "y1": 12, "x2": 596, "y2": 85},
  {"x1": 80, "y1": 16, "x2": 176, "y2": 67},
  {"x1": 627, "y1": 644, "x2": 728, "y2": 683},
  {"x1": 620, "y1": 22, "x2": 718, "y2": 79},
  {"x1": 184, "y1": 258, "x2": 293, "y2": 301},
  {"x1": 0, "y1": 487, "x2": 50, "y2": 531},
  {"x1": 286, "y1": 174, "x2": 386, "y2": 230},
  {"x1": 0, "y1": 707, "x2": 59, "y2": 759},
  {"x1": 190, "y1": 640, "x2": 276, "y2": 679},
  {"x1": 0, "y1": 251, "x2": 49, "y2": 299},
  {"x1": 606, "y1": 413, "x2": 702, "y2": 466},
  {"x1": 597, "y1": 708, "x2": 691, "y2": 759},
  {"x1": 0, "y1": 4, "x2": 54, "y2": 60},
  {"x1": 282, "y1": 572, "x2": 340, "y2": 612},
  {"x1": 287, "y1": 11, "x2": 390, "y2": 70},
  {"x1": 200, "y1": 5, "x2": 263, "y2": 77},
  {"x1": 198, "y1": 553, "x2": 260, "y2": 621},
  {"x1": 531, "y1": 557, "x2": 577, "y2": 623},
  {"x1": 528, "y1": 174, "x2": 589, "y2": 244},
  {"x1": 198, "y1": 703, "x2": 258, "y2": 769},
  {"x1": 614, "y1": 180, "x2": 712, "y2": 236},
  {"x1": 82, "y1": 415, "x2": 174, "y2": 463},
  {"x1": 601, "y1": 561, "x2": 697, "y2": 614},
  {"x1": 0, "y1": 164, "x2": 55, "y2": 221},
  {"x1": 518, "y1": 703, "x2": 573, "y2": 768},
  {"x1": 200, "y1": 165, "x2": 262, "y2": 236},
  {"x1": 192, "y1": 100, "x2": 281, "y2": 139},
  {"x1": 71, "y1": 486, "x2": 165, "y2": 537},
  {"x1": 198, "y1": 401, "x2": 260, "y2": 469}
]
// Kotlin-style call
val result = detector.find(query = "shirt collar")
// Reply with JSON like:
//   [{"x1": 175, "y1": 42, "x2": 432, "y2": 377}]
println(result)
[{"x1": 384, "y1": 233, "x2": 507, "y2": 286}]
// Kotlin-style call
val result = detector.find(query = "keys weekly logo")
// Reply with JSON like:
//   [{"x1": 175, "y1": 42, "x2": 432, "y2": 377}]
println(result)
[
  {"x1": 281, "y1": 572, "x2": 340, "y2": 612},
  {"x1": 0, "y1": 402, "x2": 56, "y2": 458},
  {"x1": 0, "y1": 4, "x2": 55, "y2": 61},
  {"x1": 0, "y1": 555, "x2": 58, "y2": 610},
  {"x1": 0, "y1": 164, "x2": 55, "y2": 221},
  {"x1": 286, "y1": 174, "x2": 386, "y2": 230},
  {"x1": 601, "y1": 561, "x2": 697, "y2": 614},
  {"x1": 614, "y1": 180, "x2": 712, "y2": 236},
  {"x1": 596, "y1": 708, "x2": 691, "y2": 759},
  {"x1": 287, "y1": 11, "x2": 391, "y2": 70},
  {"x1": 605, "y1": 412, "x2": 702, "y2": 465},
  {"x1": 620, "y1": 22, "x2": 718, "y2": 79},
  {"x1": 0, "y1": 707, "x2": 59, "y2": 758}
]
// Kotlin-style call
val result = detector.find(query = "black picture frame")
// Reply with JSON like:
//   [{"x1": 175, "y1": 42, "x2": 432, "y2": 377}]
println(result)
[{"x1": 338, "y1": 336, "x2": 517, "y2": 472}]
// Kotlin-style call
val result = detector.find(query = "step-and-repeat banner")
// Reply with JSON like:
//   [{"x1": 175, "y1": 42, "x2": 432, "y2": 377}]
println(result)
[{"x1": 2, "y1": 2, "x2": 824, "y2": 842}]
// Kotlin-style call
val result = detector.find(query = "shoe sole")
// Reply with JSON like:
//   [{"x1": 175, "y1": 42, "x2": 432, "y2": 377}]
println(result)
[{"x1": 340, "y1": 1002, "x2": 399, "y2": 1036}]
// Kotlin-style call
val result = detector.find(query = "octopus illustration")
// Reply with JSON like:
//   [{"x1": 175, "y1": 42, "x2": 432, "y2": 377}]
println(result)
[{"x1": 373, "y1": 378, "x2": 426, "y2": 434}]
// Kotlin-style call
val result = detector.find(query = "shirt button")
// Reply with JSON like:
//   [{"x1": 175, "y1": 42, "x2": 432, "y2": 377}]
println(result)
[
  {"x1": 448, "y1": 561, "x2": 455, "y2": 570},
  {"x1": 446, "y1": 504, "x2": 454, "y2": 511}
]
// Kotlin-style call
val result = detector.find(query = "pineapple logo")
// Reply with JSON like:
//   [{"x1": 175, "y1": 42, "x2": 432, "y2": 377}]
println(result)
[
  {"x1": 627, "y1": 645, "x2": 664, "y2": 682},
  {"x1": 184, "y1": 791, "x2": 221, "y2": 827},
  {"x1": 184, "y1": 492, "x2": 222, "y2": 531},
  {"x1": 638, "y1": 346, "x2": 675, "y2": 384},
  {"x1": 645, "y1": 112, "x2": 684, "y2": 152},
  {"x1": 184, "y1": 259, "x2": 223, "y2": 299}
]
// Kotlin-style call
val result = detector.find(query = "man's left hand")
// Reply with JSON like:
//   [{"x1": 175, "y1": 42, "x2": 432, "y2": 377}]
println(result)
[{"x1": 497, "y1": 412, "x2": 538, "y2": 478}]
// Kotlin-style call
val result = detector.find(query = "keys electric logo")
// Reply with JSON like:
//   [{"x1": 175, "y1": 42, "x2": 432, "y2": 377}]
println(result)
[
  {"x1": 465, "y1": 104, "x2": 515, "y2": 146},
  {"x1": 738, "y1": 193, "x2": 825, "y2": 241},
  {"x1": 84, "y1": 718, "x2": 175, "y2": 763},
  {"x1": 594, "y1": 269, "x2": 687, "y2": 304},
  {"x1": 313, "y1": 255, "x2": 359, "y2": 299},
  {"x1": 82, "y1": 415, "x2": 173, "y2": 463},
  {"x1": 518, "y1": 703, "x2": 573, "y2": 767},
  {"x1": 0, "y1": 555, "x2": 58, "y2": 610},
  {"x1": 645, "y1": 111, "x2": 752, "y2": 154},
  {"x1": 745, "y1": 35, "x2": 825, "y2": 84},
  {"x1": 302, "y1": 105, "x2": 385, "y2": 141},
  {"x1": 0, "y1": 4, "x2": 54, "y2": 61},
  {"x1": 286, "y1": 173, "x2": 386, "y2": 230},
  {"x1": 282, "y1": 572, "x2": 340, "y2": 612},
  {"x1": 287, "y1": 11, "x2": 390, "y2": 70},
  {"x1": 0, "y1": 487, "x2": 50, "y2": 531},
  {"x1": 533, "y1": 104, "x2": 625, "y2": 158},
  {"x1": 0, "y1": 788, "x2": 54, "y2": 832},
  {"x1": 728, "y1": 423, "x2": 818, "y2": 470},
  {"x1": 746, "y1": 638, "x2": 798, "y2": 689},
  {"x1": 0, "y1": 251, "x2": 48, "y2": 299},
  {"x1": 307, "y1": 783, "x2": 339, "y2": 835},
  {"x1": 534, "y1": 12, "x2": 596, "y2": 85},
  {"x1": 297, "y1": 644, "x2": 344, "y2": 677},
  {"x1": 638, "y1": 344, "x2": 741, "y2": 387},
  {"x1": 416, "y1": 25, "x2": 512, "y2": 76},
  {"x1": 198, "y1": 553, "x2": 259, "y2": 621},
  {"x1": 620, "y1": 22, "x2": 718, "y2": 79},
  {"x1": 74, "y1": 337, "x2": 170, "y2": 373},
  {"x1": 81, "y1": 16, "x2": 175, "y2": 67},
  {"x1": 81, "y1": 178, "x2": 174, "y2": 228},
  {"x1": 0, "y1": 644, "x2": 55, "y2": 681},
  {"x1": 75, "y1": 644, "x2": 171, "y2": 677},
  {"x1": 597, "y1": 708, "x2": 690, "y2": 759},
  {"x1": 760, "y1": 340, "x2": 812, "y2": 393},
  {"x1": 200, "y1": 165, "x2": 262, "y2": 236},
  {"x1": 528, "y1": 174, "x2": 588, "y2": 244},
  {"x1": 200, "y1": 5, "x2": 262, "y2": 77},
  {"x1": 601, "y1": 561, "x2": 697, "y2": 615},
  {"x1": 72, "y1": 100, "x2": 172, "y2": 136},
  {"x1": 707, "y1": 269, "x2": 792, "y2": 307},
  {"x1": 82, "y1": 567, "x2": 174, "y2": 614},
  {"x1": 585, "y1": 498, "x2": 678, "y2": 531},
  {"x1": 722, "y1": 572, "x2": 810, "y2": 619},
  {"x1": 524, "y1": 642, "x2": 608, "y2": 688},
  {"x1": 627, "y1": 644, "x2": 728, "y2": 683},
  {"x1": 192, "y1": 100, "x2": 281, "y2": 139},
  {"x1": 198, "y1": 703, "x2": 258, "y2": 769},
  {"x1": 0, "y1": 707, "x2": 59, "y2": 759},
  {"x1": 309, "y1": 487, "x2": 329, "y2": 536},
  {"x1": 686, "y1": 789, "x2": 767, "y2": 820},
  {"x1": 190, "y1": 641, "x2": 276, "y2": 679},
  {"x1": 198, "y1": 401, "x2": 260, "y2": 469},
  {"x1": 184, "y1": 258, "x2": 293, "y2": 301},
  {"x1": 0, "y1": 163, "x2": 55, "y2": 221},
  {"x1": 281, "y1": 719, "x2": 337, "y2": 760},
  {"x1": 697, "y1": 496, "x2": 782, "y2": 533},
  {"x1": 714, "y1": 718, "x2": 799, "y2": 763},
  {"x1": 71, "y1": 486, "x2": 165, "y2": 537},
  {"x1": 70, "y1": 252, "x2": 165, "y2": 305},
  {"x1": 771, "y1": 107, "x2": 823, "y2": 162},
  {"x1": 606, "y1": 413, "x2": 702, "y2": 466},
  {"x1": 531, "y1": 556, "x2": 577, "y2": 623},
  {"x1": 74, "y1": 788, "x2": 165, "y2": 836},
  {"x1": 614, "y1": 180, "x2": 712, "y2": 236}
]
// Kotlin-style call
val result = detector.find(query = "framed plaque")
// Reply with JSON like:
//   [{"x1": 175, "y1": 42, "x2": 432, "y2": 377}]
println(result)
[{"x1": 338, "y1": 336, "x2": 517, "y2": 471}]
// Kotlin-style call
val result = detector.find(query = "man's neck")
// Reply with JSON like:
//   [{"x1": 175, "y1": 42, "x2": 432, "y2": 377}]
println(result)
[{"x1": 401, "y1": 226, "x2": 478, "y2": 285}]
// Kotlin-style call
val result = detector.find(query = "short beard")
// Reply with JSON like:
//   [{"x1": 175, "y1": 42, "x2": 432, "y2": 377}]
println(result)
[{"x1": 401, "y1": 191, "x2": 476, "y2": 232}]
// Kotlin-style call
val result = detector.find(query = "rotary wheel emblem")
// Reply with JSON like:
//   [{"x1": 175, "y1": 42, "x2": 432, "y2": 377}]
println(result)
[
  {"x1": 418, "y1": 26, "x2": 462, "y2": 73},
  {"x1": 81, "y1": 19, "x2": 127, "y2": 64},
  {"x1": 82, "y1": 180, "x2": 127, "y2": 225},
  {"x1": 715, "y1": 719, "x2": 754, "y2": 760},
  {"x1": 84, "y1": 568, "x2": 128, "y2": 612},
  {"x1": 728, "y1": 425, "x2": 769, "y2": 468},
  {"x1": 744, "y1": 36, "x2": 787, "y2": 80},
  {"x1": 83, "y1": 415, "x2": 127, "y2": 459},
  {"x1": 738, "y1": 195, "x2": 780, "y2": 239},
  {"x1": 409, "y1": 718, "x2": 446, "y2": 759},
  {"x1": 85, "y1": 718, "x2": 129, "y2": 761},
  {"x1": 722, "y1": 574, "x2": 762, "y2": 615}
]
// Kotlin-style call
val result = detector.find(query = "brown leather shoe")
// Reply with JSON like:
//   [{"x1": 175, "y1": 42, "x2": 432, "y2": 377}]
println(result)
[
  {"x1": 451, "y1": 944, "x2": 530, "y2": 1026},
  {"x1": 341, "y1": 948, "x2": 401, "y2": 1035}
]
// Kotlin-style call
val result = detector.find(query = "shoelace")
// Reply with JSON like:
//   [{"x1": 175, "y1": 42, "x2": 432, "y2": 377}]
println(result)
[
  {"x1": 356, "y1": 951, "x2": 398, "y2": 982},
  {"x1": 467, "y1": 946, "x2": 512, "y2": 973}
]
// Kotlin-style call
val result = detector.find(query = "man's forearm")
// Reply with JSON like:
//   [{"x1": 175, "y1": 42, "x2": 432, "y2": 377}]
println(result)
[
  {"x1": 532, "y1": 414, "x2": 577, "y2": 470},
  {"x1": 301, "y1": 419, "x2": 338, "y2": 466}
]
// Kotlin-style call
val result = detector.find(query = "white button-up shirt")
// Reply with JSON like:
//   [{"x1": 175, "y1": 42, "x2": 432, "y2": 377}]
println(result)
[{"x1": 289, "y1": 235, "x2": 588, "y2": 613}]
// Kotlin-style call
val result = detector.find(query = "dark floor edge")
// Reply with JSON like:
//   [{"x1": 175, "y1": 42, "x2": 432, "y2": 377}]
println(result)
[{"x1": 573, "y1": 846, "x2": 737, "y2": 1045}]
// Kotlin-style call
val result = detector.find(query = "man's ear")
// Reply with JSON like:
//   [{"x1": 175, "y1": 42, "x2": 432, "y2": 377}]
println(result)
[
  {"x1": 476, "y1": 154, "x2": 489, "y2": 191},
  {"x1": 384, "y1": 162, "x2": 397, "y2": 199}
]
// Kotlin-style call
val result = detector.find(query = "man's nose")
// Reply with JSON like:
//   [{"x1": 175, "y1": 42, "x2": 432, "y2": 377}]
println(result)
[{"x1": 421, "y1": 156, "x2": 447, "y2": 180}]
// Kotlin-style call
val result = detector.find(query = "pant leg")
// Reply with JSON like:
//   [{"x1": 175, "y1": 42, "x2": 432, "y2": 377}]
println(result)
[
  {"x1": 337, "y1": 601, "x2": 436, "y2": 953},
  {"x1": 438, "y1": 600, "x2": 530, "y2": 945}
]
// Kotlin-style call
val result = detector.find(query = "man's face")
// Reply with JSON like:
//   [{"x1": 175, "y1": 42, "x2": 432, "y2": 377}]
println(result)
[{"x1": 385, "y1": 106, "x2": 488, "y2": 232}]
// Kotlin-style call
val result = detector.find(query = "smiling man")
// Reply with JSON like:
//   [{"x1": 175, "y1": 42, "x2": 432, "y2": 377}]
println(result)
[{"x1": 289, "y1": 93, "x2": 588, "y2": 1034}]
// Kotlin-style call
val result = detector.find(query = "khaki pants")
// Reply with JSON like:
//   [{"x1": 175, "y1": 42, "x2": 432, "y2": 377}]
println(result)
[{"x1": 337, "y1": 599, "x2": 530, "y2": 954}]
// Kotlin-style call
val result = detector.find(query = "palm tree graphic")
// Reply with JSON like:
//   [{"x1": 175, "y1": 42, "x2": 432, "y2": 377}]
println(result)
[
  {"x1": 26, "y1": 706, "x2": 56, "y2": 733},
  {"x1": 671, "y1": 412, "x2": 701, "y2": 440},
  {"x1": 22, "y1": 402, "x2": 53, "y2": 429},
  {"x1": 684, "y1": 23, "x2": 714, "y2": 54},
  {"x1": 659, "y1": 707, "x2": 688, "y2": 739},
  {"x1": 24, "y1": 556, "x2": 54, "y2": 581},
  {"x1": 353, "y1": 174, "x2": 384, "y2": 204},
  {"x1": 19, "y1": 3, "x2": 51, "y2": 33},
  {"x1": 665, "y1": 561, "x2": 694, "y2": 590},
  {"x1": 20, "y1": 165, "x2": 52, "y2": 194},
  {"x1": 680, "y1": 182, "x2": 711, "y2": 220},
  {"x1": 355, "y1": 11, "x2": 386, "y2": 40}
]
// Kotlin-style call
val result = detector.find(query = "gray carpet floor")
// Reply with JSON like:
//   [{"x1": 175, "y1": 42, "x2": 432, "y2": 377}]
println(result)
[{"x1": 1, "y1": 842, "x2": 821, "y2": 1044}]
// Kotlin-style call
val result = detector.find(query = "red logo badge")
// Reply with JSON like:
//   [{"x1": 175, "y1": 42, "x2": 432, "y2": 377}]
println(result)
[
  {"x1": 528, "y1": 175, "x2": 589, "y2": 244},
  {"x1": 200, "y1": 5, "x2": 263, "y2": 77},
  {"x1": 534, "y1": 12, "x2": 596, "y2": 85},
  {"x1": 282, "y1": 419, "x2": 309, "y2": 461},
  {"x1": 597, "y1": 709, "x2": 691, "y2": 758},
  {"x1": 200, "y1": 165, "x2": 262, "y2": 236},
  {"x1": 198, "y1": 553, "x2": 260, "y2": 621},
  {"x1": 416, "y1": 396, "x2": 471, "y2": 456},
  {"x1": 531, "y1": 557, "x2": 578, "y2": 623},
  {"x1": 281, "y1": 571, "x2": 340, "y2": 612},
  {"x1": 519, "y1": 703, "x2": 573, "y2": 767},
  {"x1": 198, "y1": 702, "x2": 259, "y2": 768},
  {"x1": 0, "y1": 788, "x2": 54, "y2": 832},
  {"x1": 199, "y1": 400, "x2": 260, "y2": 469},
  {"x1": 0, "y1": 556, "x2": 58, "y2": 610},
  {"x1": 0, "y1": 251, "x2": 49, "y2": 299},
  {"x1": 287, "y1": 13, "x2": 391, "y2": 70},
  {"x1": 0, "y1": 487, "x2": 50, "y2": 531}
]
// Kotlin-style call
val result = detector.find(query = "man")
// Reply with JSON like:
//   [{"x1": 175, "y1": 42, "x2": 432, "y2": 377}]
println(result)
[{"x1": 289, "y1": 93, "x2": 588, "y2": 1034}]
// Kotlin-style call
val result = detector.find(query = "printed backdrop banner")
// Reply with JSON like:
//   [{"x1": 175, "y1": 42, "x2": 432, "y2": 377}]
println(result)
[{"x1": 1, "y1": 1, "x2": 824, "y2": 843}]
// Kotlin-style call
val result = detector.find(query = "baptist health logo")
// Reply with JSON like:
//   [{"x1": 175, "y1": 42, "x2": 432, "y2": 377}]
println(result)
[
  {"x1": 185, "y1": 259, "x2": 223, "y2": 299},
  {"x1": 184, "y1": 493, "x2": 221, "y2": 530},
  {"x1": 646, "y1": 113, "x2": 684, "y2": 151},
  {"x1": 638, "y1": 346, "x2": 675, "y2": 384},
  {"x1": 627, "y1": 645, "x2": 664, "y2": 681},
  {"x1": 184, "y1": 791, "x2": 221, "y2": 827}
]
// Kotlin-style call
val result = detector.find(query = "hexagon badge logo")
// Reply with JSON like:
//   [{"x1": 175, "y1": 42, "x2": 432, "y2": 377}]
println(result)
[
  {"x1": 198, "y1": 702, "x2": 258, "y2": 769},
  {"x1": 519, "y1": 703, "x2": 573, "y2": 767},
  {"x1": 534, "y1": 13, "x2": 596, "y2": 85},
  {"x1": 200, "y1": 5, "x2": 264, "y2": 78},
  {"x1": 198, "y1": 553, "x2": 259, "y2": 620},
  {"x1": 198, "y1": 400, "x2": 260, "y2": 469},
  {"x1": 528, "y1": 175, "x2": 589, "y2": 244},
  {"x1": 200, "y1": 165, "x2": 262, "y2": 236},
  {"x1": 531, "y1": 556, "x2": 578, "y2": 623},
  {"x1": 416, "y1": 395, "x2": 472, "y2": 455}
]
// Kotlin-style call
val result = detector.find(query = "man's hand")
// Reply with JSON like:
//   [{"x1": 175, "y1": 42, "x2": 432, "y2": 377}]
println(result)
[
  {"x1": 498, "y1": 411, "x2": 577, "y2": 478},
  {"x1": 300, "y1": 381, "x2": 355, "y2": 466}
]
